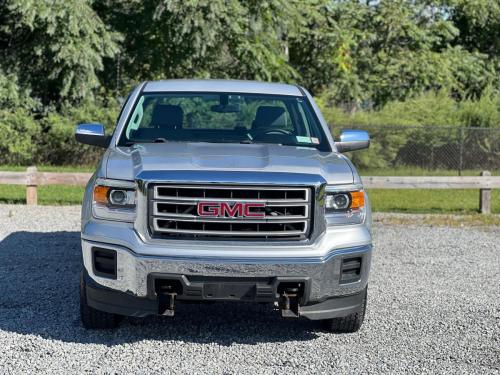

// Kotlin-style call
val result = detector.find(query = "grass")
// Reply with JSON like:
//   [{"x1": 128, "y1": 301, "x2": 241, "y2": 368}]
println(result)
[
  {"x1": 0, "y1": 185, "x2": 84, "y2": 205},
  {"x1": 0, "y1": 165, "x2": 94, "y2": 172},
  {"x1": 367, "y1": 189, "x2": 499, "y2": 214}
]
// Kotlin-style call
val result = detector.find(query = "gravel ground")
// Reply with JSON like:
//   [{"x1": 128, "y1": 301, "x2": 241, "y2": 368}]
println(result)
[{"x1": 0, "y1": 205, "x2": 498, "y2": 374}]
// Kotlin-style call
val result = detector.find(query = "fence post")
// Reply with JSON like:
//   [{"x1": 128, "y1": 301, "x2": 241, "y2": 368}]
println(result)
[
  {"x1": 479, "y1": 170, "x2": 491, "y2": 214},
  {"x1": 26, "y1": 166, "x2": 38, "y2": 206},
  {"x1": 458, "y1": 127, "x2": 464, "y2": 176}
]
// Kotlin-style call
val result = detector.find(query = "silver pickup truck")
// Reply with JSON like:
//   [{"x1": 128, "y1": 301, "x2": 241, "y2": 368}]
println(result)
[{"x1": 76, "y1": 79, "x2": 372, "y2": 333}]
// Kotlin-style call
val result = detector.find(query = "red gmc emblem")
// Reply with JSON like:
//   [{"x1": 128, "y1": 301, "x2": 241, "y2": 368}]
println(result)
[{"x1": 197, "y1": 202, "x2": 265, "y2": 218}]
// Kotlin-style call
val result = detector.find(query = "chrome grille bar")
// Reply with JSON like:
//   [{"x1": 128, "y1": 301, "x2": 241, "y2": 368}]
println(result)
[{"x1": 149, "y1": 184, "x2": 312, "y2": 239}]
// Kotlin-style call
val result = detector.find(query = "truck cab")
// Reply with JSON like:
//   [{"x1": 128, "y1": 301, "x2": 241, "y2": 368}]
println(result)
[{"x1": 76, "y1": 80, "x2": 371, "y2": 333}]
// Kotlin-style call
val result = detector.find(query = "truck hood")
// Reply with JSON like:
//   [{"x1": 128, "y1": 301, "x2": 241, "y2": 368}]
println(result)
[{"x1": 104, "y1": 142, "x2": 354, "y2": 184}]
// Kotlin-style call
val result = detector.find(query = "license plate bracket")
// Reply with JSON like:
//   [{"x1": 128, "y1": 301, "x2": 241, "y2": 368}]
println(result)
[{"x1": 204, "y1": 283, "x2": 256, "y2": 300}]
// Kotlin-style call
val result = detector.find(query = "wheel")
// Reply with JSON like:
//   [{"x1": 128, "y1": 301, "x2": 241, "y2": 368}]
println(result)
[
  {"x1": 322, "y1": 286, "x2": 367, "y2": 333},
  {"x1": 80, "y1": 272, "x2": 122, "y2": 329}
]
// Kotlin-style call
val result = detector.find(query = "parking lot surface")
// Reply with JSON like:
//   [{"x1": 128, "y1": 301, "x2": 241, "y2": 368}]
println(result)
[{"x1": 0, "y1": 205, "x2": 498, "y2": 374}]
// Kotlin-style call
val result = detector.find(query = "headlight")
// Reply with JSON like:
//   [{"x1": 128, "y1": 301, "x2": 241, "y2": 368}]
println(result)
[
  {"x1": 325, "y1": 191, "x2": 364, "y2": 212},
  {"x1": 92, "y1": 179, "x2": 136, "y2": 222},
  {"x1": 325, "y1": 186, "x2": 366, "y2": 225},
  {"x1": 94, "y1": 186, "x2": 136, "y2": 207}
]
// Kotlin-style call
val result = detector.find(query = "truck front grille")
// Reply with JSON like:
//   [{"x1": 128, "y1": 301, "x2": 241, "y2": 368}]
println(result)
[{"x1": 148, "y1": 184, "x2": 312, "y2": 240}]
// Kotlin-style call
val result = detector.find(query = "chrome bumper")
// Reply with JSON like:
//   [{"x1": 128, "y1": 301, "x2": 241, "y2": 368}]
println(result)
[{"x1": 82, "y1": 219, "x2": 371, "y2": 302}]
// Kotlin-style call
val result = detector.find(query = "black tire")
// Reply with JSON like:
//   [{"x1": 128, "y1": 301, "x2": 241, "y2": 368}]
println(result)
[
  {"x1": 322, "y1": 286, "x2": 367, "y2": 333},
  {"x1": 80, "y1": 272, "x2": 122, "y2": 329}
]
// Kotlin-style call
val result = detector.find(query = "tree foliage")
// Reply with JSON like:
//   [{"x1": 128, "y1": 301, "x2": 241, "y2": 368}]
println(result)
[
  {"x1": 0, "y1": 0, "x2": 120, "y2": 105},
  {"x1": 292, "y1": 0, "x2": 498, "y2": 108},
  {"x1": 0, "y1": 0, "x2": 498, "y2": 166},
  {"x1": 94, "y1": 0, "x2": 311, "y2": 87},
  {"x1": 0, "y1": 0, "x2": 498, "y2": 108},
  {"x1": 0, "y1": 108, "x2": 39, "y2": 164}
]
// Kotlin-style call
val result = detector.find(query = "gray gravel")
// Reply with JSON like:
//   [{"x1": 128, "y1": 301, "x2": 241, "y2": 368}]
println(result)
[{"x1": 0, "y1": 205, "x2": 498, "y2": 374}]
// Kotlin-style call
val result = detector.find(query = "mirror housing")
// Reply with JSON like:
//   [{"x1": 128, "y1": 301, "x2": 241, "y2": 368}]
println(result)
[
  {"x1": 75, "y1": 123, "x2": 111, "y2": 148},
  {"x1": 335, "y1": 129, "x2": 370, "y2": 152}
]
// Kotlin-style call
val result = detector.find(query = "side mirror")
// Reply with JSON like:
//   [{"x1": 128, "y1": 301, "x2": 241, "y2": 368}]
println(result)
[
  {"x1": 335, "y1": 129, "x2": 370, "y2": 152},
  {"x1": 75, "y1": 123, "x2": 111, "y2": 148}
]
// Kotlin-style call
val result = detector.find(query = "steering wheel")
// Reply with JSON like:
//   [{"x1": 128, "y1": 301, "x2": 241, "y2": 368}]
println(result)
[{"x1": 254, "y1": 128, "x2": 293, "y2": 136}]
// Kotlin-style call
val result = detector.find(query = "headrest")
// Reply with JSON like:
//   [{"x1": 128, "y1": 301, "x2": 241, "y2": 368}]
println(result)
[
  {"x1": 252, "y1": 106, "x2": 286, "y2": 129},
  {"x1": 151, "y1": 104, "x2": 183, "y2": 130}
]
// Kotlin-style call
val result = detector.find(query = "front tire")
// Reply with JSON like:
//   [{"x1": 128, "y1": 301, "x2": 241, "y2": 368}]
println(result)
[
  {"x1": 323, "y1": 286, "x2": 367, "y2": 333},
  {"x1": 80, "y1": 272, "x2": 122, "y2": 329}
]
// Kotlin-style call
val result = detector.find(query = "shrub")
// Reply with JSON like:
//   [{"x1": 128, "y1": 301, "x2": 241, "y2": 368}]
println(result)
[
  {"x1": 320, "y1": 90, "x2": 462, "y2": 128},
  {"x1": 458, "y1": 88, "x2": 500, "y2": 128},
  {"x1": 318, "y1": 90, "x2": 500, "y2": 170},
  {"x1": 320, "y1": 90, "x2": 500, "y2": 128},
  {"x1": 0, "y1": 109, "x2": 40, "y2": 164},
  {"x1": 37, "y1": 99, "x2": 120, "y2": 165}
]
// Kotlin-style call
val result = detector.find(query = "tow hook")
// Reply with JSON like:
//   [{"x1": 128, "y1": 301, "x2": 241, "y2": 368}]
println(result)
[
  {"x1": 278, "y1": 285, "x2": 301, "y2": 318},
  {"x1": 157, "y1": 285, "x2": 177, "y2": 317}
]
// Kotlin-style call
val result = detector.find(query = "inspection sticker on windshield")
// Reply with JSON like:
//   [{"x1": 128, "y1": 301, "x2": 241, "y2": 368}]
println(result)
[{"x1": 296, "y1": 136, "x2": 319, "y2": 144}]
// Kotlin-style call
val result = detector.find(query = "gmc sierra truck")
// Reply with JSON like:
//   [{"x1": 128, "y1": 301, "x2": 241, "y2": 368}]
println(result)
[{"x1": 76, "y1": 79, "x2": 372, "y2": 333}]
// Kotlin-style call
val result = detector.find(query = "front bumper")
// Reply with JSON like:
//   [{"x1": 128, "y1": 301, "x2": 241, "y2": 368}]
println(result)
[
  {"x1": 82, "y1": 218, "x2": 371, "y2": 293},
  {"x1": 81, "y1": 219, "x2": 372, "y2": 319},
  {"x1": 84, "y1": 270, "x2": 367, "y2": 320}
]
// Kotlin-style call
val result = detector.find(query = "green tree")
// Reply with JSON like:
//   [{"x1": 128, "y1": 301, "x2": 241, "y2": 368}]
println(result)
[
  {"x1": 449, "y1": 0, "x2": 500, "y2": 96},
  {"x1": 291, "y1": 0, "x2": 496, "y2": 108},
  {"x1": 94, "y1": 0, "x2": 314, "y2": 91},
  {"x1": 450, "y1": 0, "x2": 500, "y2": 58},
  {"x1": 0, "y1": 0, "x2": 120, "y2": 106}
]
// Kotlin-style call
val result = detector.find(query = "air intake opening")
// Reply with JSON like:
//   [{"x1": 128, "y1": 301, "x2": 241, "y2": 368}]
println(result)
[
  {"x1": 92, "y1": 247, "x2": 117, "y2": 279},
  {"x1": 340, "y1": 257, "x2": 362, "y2": 284}
]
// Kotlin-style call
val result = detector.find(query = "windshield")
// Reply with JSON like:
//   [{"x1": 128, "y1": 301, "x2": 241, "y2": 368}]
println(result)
[{"x1": 118, "y1": 92, "x2": 330, "y2": 151}]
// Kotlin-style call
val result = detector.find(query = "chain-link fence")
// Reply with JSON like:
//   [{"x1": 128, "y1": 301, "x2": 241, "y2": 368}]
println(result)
[{"x1": 332, "y1": 125, "x2": 500, "y2": 175}]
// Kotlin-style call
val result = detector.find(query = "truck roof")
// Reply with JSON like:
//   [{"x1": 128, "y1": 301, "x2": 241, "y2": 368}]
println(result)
[{"x1": 143, "y1": 79, "x2": 303, "y2": 96}]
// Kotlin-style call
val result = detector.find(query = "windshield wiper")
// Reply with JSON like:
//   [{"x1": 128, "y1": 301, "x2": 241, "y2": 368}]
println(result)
[
  {"x1": 281, "y1": 142, "x2": 315, "y2": 148},
  {"x1": 123, "y1": 138, "x2": 168, "y2": 146}
]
